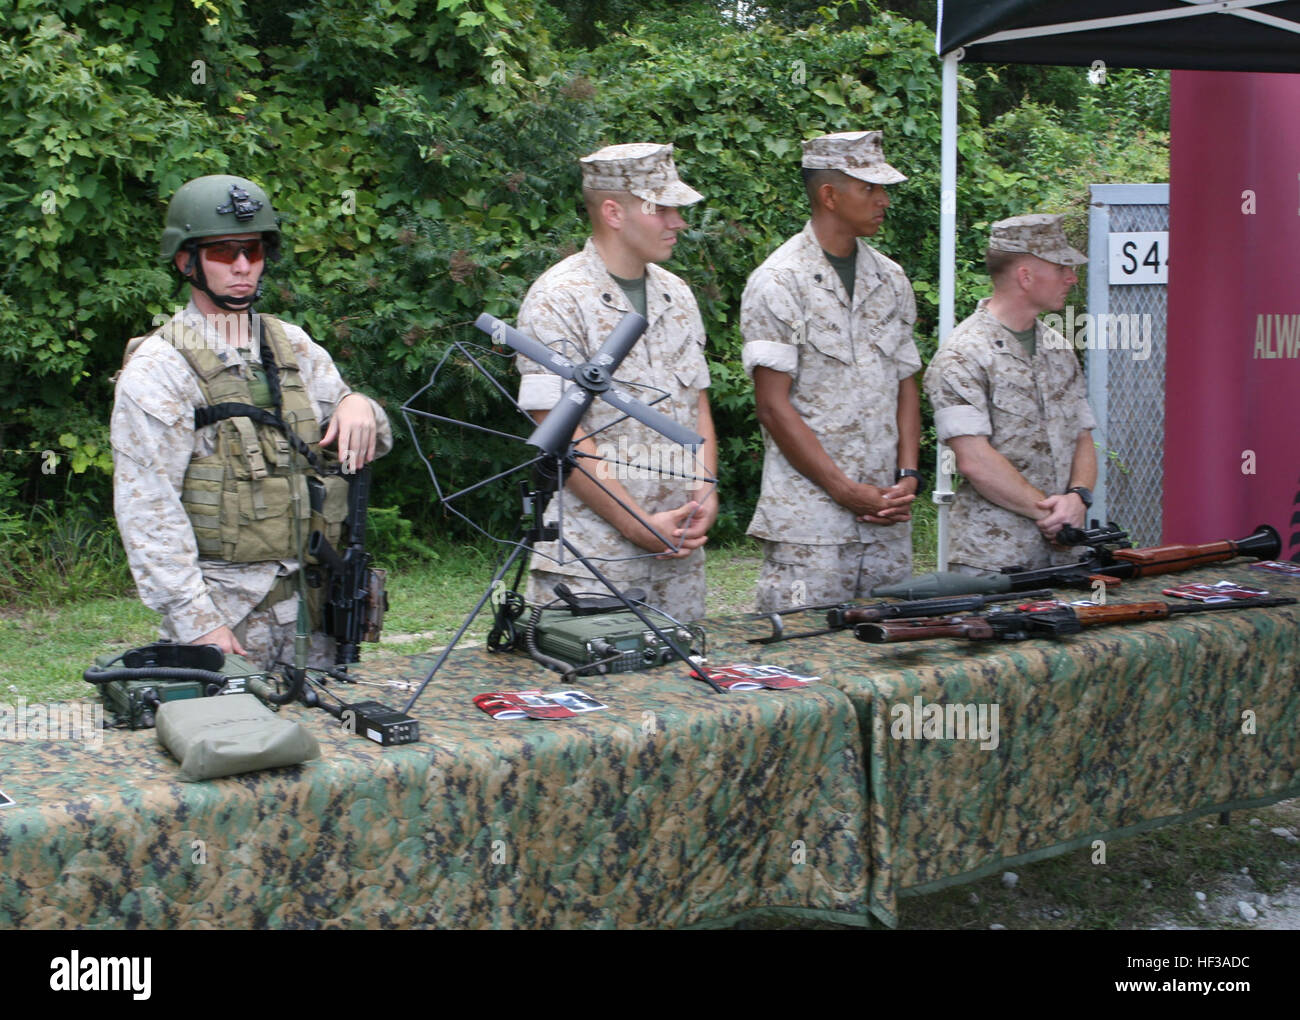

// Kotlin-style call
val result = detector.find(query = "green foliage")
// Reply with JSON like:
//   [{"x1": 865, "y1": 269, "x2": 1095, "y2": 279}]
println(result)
[
  {"x1": 1, "y1": 0, "x2": 1170, "y2": 572},
  {"x1": 977, "y1": 69, "x2": 1171, "y2": 298},
  {"x1": 0, "y1": 2, "x2": 256, "y2": 522},
  {"x1": 538, "y1": 0, "x2": 665, "y2": 48},
  {"x1": 366, "y1": 505, "x2": 443, "y2": 564},
  {"x1": 0, "y1": 0, "x2": 546, "y2": 534},
  {"x1": 0, "y1": 503, "x2": 135, "y2": 606}
]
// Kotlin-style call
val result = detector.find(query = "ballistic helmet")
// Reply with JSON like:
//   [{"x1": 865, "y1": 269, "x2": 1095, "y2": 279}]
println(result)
[{"x1": 160, "y1": 175, "x2": 280, "y2": 261}]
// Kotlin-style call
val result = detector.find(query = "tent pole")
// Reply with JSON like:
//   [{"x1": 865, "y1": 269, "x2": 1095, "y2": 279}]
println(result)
[{"x1": 935, "y1": 48, "x2": 959, "y2": 571}]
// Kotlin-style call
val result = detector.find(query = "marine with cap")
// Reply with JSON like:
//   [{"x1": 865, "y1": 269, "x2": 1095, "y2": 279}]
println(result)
[
  {"x1": 741, "y1": 130, "x2": 922, "y2": 612},
  {"x1": 514, "y1": 143, "x2": 717, "y2": 621},
  {"x1": 110, "y1": 174, "x2": 392, "y2": 669},
  {"x1": 924, "y1": 212, "x2": 1097, "y2": 574}
]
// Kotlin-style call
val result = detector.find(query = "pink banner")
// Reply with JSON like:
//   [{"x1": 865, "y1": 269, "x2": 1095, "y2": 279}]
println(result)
[{"x1": 1166, "y1": 70, "x2": 1300, "y2": 558}]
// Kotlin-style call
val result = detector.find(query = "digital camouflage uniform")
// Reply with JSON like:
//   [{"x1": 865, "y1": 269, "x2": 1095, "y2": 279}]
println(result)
[
  {"x1": 515, "y1": 142, "x2": 712, "y2": 620},
  {"x1": 926, "y1": 212, "x2": 1094, "y2": 573},
  {"x1": 111, "y1": 301, "x2": 393, "y2": 669},
  {"x1": 926, "y1": 298, "x2": 1096, "y2": 572},
  {"x1": 743, "y1": 131, "x2": 921, "y2": 612},
  {"x1": 517, "y1": 237, "x2": 711, "y2": 620}
]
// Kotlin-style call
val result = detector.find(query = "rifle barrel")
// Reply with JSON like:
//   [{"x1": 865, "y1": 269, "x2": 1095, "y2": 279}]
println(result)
[{"x1": 346, "y1": 465, "x2": 372, "y2": 547}]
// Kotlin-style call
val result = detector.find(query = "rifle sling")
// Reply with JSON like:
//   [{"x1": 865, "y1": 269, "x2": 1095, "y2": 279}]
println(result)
[{"x1": 195, "y1": 402, "x2": 324, "y2": 474}]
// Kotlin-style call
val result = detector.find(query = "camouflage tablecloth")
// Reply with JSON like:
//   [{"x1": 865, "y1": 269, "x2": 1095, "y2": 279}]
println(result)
[
  {"x1": 714, "y1": 563, "x2": 1300, "y2": 926},
  {"x1": 0, "y1": 645, "x2": 870, "y2": 929}
]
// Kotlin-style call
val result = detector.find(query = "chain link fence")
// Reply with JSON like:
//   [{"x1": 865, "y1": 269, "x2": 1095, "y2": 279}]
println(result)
[{"x1": 1087, "y1": 184, "x2": 1169, "y2": 548}]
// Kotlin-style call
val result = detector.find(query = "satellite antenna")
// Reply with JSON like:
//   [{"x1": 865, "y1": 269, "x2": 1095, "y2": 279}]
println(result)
[{"x1": 400, "y1": 310, "x2": 722, "y2": 708}]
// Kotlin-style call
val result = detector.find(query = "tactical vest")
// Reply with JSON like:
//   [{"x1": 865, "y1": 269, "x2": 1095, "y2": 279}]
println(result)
[{"x1": 137, "y1": 315, "x2": 348, "y2": 563}]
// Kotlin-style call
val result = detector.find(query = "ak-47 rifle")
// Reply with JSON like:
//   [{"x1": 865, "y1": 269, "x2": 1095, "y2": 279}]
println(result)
[
  {"x1": 307, "y1": 464, "x2": 389, "y2": 665},
  {"x1": 855, "y1": 595, "x2": 1297, "y2": 645},
  {"x1": 871, "y1": 524, "x2": 1282, "y2": 600},
  {"x1": 748, "y1": 589, "x2": 1056, "y2": 644}
]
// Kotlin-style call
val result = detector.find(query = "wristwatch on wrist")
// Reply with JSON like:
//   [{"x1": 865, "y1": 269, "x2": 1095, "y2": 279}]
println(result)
[
  {"x1": 895, "y1": 468, "x2": 922, "y2": 486},
  {"x1": 1066, "y1": 485, "x2": 1093, "y2": 509}
]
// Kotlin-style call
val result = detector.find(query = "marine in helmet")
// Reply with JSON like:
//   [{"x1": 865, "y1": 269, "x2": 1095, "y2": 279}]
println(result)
[{"x1": 110, "y1": 174, "x2": 392, "y2": 670}]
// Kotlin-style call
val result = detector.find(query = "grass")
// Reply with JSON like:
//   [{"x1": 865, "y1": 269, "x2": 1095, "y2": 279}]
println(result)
[
  {"x1": 0, "y1": 496, "x2": 1044, "y2": 705},
  {"x1": 356, "y1": 539, "x2": 766, "y2": 672},
  {"x1": 0, "y1": 539, "x2": 763, "y2": 700},
  {"x1": 372, "y1": 498, "x2": 937, "y2": 659},
  {"x1": 0, "y1": 505, "x2": 135, "y2": 607},
  {"x1": 0, "y1": 598, "x2": 157, "y2": 704}
]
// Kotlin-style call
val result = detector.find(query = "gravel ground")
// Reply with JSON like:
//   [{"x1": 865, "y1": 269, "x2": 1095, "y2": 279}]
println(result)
[{"x1": 1147, "y1": 814, "x2": 1300, "y2": 930}]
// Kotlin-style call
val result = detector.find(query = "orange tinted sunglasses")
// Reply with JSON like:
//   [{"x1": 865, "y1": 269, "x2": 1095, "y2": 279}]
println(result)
[{"x1": 197, "y1": 239, "x2": 265, "y2": 264}]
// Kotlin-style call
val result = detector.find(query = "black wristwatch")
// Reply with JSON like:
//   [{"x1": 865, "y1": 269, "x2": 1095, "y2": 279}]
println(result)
[
  {"x1": 1066, "y1": 485, "x2": 1093, "y2": 509},
  {"x1": 895, "y1": 468, "x2": 923, "y2": 486}
]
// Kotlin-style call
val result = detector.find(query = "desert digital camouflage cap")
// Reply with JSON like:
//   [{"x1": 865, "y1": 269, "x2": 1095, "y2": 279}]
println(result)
[
  {"x1": 579, "y1": 143, "x2": 703, "y2": 206},
  {"x1": 801, "y1": 130, "x2": 906, "y2": 184},
  {"x1": 988, "y1": 214, "x2": 1088, "y2": 265}
]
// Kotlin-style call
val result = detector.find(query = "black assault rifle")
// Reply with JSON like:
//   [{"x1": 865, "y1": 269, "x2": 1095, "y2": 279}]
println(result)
[{"x1": 307, "y1": 464, "x2": 388, "y2": 665}]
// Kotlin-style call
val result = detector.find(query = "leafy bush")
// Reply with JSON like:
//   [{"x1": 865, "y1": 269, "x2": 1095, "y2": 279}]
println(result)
[
  {"x1": 0, "y1": 0, "x2": 1170, "y2": 583},
  {"x1": 0, "y1": 504, "x2": 134, "y2": 605}
]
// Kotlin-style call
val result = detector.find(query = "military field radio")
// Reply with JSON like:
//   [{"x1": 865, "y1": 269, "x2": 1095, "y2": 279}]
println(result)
[
  {"x1": 487, "y1": 582, "x2": 706, "y2": 678},
  {"x1": 84, "y1": 642, "x2": 282, "y2": 730},
  {"x1": 401, "y1": 310, "x2": 722, "y2": 702}
]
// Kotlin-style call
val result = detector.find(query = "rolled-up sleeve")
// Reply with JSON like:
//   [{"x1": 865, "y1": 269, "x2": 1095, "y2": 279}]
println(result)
[
  {"x1": 740, "y1": 270, "x2": 802, "y2": 376},
  {"x1": 675, "y1": 298, "x2": 712, "y2": 390},
  {"x1": 287, "y1": 327, "x2": 394, "y2": 457},
  {"x1": 1067, "y1": 364, "x2": 1097, "y2": 433},
  {"x1": 885, "y1": 275, "x2": 922, "y2": 380},
  {"x1": 516, "y1": 290, "x2": 585, "y2": 412},
  {"x1": 925, "y1": 349, "x2": 993, "y2": 441}
]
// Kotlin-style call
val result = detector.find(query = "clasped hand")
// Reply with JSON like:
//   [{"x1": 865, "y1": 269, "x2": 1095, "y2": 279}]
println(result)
[
  {"x1": 642, "y1": 491, "x2": 718, "y2": 559},
  {"x1": 1036, "y1": 491, "x2": 1086, "y2": 541},
  {"x1": 843, "y1": 478, "x2": 917, "y2": 525}
]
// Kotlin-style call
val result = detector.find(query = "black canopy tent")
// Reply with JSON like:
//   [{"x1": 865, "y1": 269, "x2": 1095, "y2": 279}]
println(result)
[
  {"x1": 939, "y1": 0, "x2": 1300, "y2": 72},
  {"x1": 929, "y1": 0, "x2": 1300, "y2": 567}
]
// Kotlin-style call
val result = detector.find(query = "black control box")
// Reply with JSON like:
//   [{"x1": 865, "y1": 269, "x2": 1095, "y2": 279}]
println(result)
[{"x1": 342, "y1": 700, "x2": 420, "y2": 746}]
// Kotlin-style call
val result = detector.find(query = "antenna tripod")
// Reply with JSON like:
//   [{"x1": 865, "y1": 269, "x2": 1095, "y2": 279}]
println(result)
[{"x1": 401, "y1": 311, "x2": 723, "y2": 712}]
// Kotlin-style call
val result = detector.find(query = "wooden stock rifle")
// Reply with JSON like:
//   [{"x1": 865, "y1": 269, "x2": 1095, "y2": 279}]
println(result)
[
  {"x1": 871, "y1": 524, "x2": 1283, "y2": 600},
  {"x1": 855, "y1": 595, "x2": 1297, "y2": 645},
  {"x1": 748, "y1": 589, "x2": 1056, "y2": 644}
]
